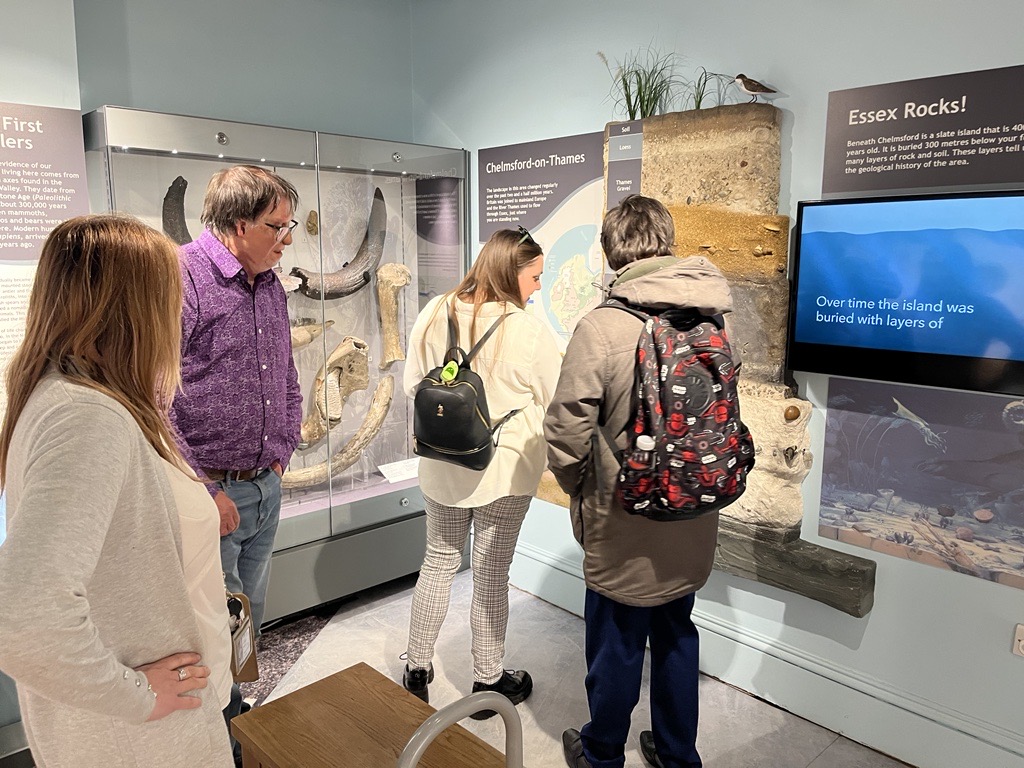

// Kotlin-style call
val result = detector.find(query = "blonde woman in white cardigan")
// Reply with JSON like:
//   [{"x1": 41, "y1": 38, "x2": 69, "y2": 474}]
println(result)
[
  {"x1": 401, "y1": 227, "x2": 561, "y2": 718},
  {"x1": 0, "y1": 215, "x2": 233, "y2": 767}
]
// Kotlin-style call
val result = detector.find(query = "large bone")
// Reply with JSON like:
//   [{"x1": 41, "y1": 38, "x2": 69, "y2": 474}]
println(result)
[
  {"x1": 291, "y1": 187, "x2": 386, "y2": 300},
  {"x1": 282, "y1": 375, "x2": 395, "y2": 489},
  {"x1": 299, "y1": 336, "x2": 369, "y2": 449},
  {"x1": 290, "y1": 319, "x2": 335, "y2": 350},
  {"x1": 375, "y1": 263, "x2": 412, "y2": 370}
]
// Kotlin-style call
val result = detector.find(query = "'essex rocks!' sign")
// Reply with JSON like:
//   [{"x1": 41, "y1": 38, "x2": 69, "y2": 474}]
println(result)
[{"x1": 822, "y1": 65, "x2": 1024, "y2": 195}]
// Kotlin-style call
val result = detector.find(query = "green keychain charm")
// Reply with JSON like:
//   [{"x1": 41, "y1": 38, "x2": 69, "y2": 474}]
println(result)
[{"x1": 440, "y1": 360, "x2": 459, "y2": 383}]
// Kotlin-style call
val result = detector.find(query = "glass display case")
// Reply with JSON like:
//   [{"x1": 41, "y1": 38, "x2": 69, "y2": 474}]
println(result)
[{"x1": 83, "y1": 106, "x2": 468, "y2": 621}]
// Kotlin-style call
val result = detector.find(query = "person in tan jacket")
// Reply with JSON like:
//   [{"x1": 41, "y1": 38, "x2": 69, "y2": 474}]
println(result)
[{"x1": 545, "y1": 195, "x2": 733, "y2": 768}]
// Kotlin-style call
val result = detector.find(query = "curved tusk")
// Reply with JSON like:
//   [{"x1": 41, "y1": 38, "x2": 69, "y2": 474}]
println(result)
[
  {"x1": 291, "y1": 187, "x2": 387, "y2": 300},
  {"x1": 161, "y1": 175, "x2": 193, "y2": 246},
  {"x1": 283, "y1": 375, "x2": 395, "y2": 489}
]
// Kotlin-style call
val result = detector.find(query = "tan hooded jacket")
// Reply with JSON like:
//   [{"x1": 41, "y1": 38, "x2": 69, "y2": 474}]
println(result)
[{"x1": 544, "y1": 255, "x2": 733, "y2": 606}]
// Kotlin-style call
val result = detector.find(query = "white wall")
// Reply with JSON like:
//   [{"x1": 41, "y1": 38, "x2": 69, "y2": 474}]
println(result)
[
  {"x1": 73, "y1": 0, "x2": 417, "y2": 140},
  {"x1": 408, "y1": 3, "x2": 1024, "y2": 767}
]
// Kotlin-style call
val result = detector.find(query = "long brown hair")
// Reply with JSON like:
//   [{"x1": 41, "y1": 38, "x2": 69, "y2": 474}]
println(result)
[
  {"x1": 0, "y1": 214, "x2": 186, "y2": 486},
  {"x1": 432, "y1": 228, "x2": 543, "y2": 348}
]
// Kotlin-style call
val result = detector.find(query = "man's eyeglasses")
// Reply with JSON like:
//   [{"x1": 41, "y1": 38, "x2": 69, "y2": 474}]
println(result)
[
  {"x1": 264, "y1": 219, "x2": 299, "y2": 243},
  {"x1": 517, "y1": 225, "x2": 536, "y2": 246}
]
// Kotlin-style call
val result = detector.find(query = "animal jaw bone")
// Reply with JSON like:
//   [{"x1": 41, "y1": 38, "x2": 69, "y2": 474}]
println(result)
[
  {"x1": 282, "y1": 375, "x2": 395, "y2": 489},
  {"x1": 290, "y1": 187, "x2": 386, "y2": 300},
  {"x1": 376, "y1": 263, "x2": 412, "y2": 370},
  {"x1": 290, "y1": 318, "x2": 335, "y2": 350},
  {"x1": 299, "y1": 336, "x2": 370, "y2": 449}
]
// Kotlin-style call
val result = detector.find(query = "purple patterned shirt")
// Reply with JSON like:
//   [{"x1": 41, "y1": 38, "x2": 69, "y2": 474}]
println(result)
[{"x1": 170, "y1": 230, "x2": 302, "y2": 476}]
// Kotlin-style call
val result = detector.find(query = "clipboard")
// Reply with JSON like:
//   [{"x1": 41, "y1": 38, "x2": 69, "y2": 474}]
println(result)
[{"x1": 228, "y1": 591, "x2": 259, "y2": 683}]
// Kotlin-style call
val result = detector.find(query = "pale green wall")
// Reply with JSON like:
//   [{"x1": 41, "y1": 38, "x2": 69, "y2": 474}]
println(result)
[
  {"x1": 73, "y1": 0, "x2": 417, "y2": 140},
  {"x1": 407, "y1": 2, "x2": 1024, "y2": 767}
]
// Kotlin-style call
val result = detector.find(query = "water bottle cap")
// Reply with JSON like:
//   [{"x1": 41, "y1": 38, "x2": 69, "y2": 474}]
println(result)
[{"x1": 635, "y1": 435, "x2": 656, "y2": 451}]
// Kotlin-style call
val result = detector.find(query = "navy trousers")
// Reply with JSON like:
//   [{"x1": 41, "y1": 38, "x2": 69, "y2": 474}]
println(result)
[{"x1": 579, "y1": 589, "x2": 702, "y2": 768}]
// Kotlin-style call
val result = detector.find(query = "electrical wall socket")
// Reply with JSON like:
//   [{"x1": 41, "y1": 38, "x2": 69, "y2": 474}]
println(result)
[{"x1": 1013, "y1": 624, "x2": 1024, "y2": 657}]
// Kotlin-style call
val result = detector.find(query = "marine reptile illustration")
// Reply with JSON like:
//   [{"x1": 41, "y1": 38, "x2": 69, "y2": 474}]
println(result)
[{"x1": 290, "y1": 187, "x2": 387, "y2": 300}]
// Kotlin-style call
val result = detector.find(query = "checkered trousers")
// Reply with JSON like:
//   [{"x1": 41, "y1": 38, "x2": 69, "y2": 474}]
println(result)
[{"x1": 406, "y1": 494, "x2": 532, "y2": 684}]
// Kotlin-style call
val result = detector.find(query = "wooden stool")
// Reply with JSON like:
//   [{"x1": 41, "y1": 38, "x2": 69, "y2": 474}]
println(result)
[{"x1": 231, "y1": 662, "x2": 508, "y2": 767}]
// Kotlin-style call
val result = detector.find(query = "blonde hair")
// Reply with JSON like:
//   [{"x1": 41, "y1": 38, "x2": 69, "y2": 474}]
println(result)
[
  {"x1": 0, "y1": 214, "x2": 186, "y2": 486},
  {"x1": 429, "y1": 229, "x2": 543, "y2": 350}
]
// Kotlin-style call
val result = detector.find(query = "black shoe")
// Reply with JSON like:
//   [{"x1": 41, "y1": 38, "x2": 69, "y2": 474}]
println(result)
[
  {"x1": 403, "y1": 664, "x2": 433, "y2": 703},
  {"x1": 639, "y1": 730, "x2": 666, "y2": 768},
  {"x1": 469, "y1": 669, "x2": 533, "y2": 720},
  {"x1": 561, "y1": 728, "x2": 592, "y2": 768}
]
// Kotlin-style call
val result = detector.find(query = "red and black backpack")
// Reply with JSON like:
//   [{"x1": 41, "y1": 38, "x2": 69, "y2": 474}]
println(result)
[{"x1": 604, "y1": 300, "x2": 755, "y2": 521}]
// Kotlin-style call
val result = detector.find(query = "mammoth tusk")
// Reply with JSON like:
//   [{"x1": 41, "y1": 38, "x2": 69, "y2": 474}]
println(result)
[
  {"x1": 290, "y1": 318, "x2": 335, "y2": 350},
  {"x1": 299, "y1": 336, "x2": 370, "y2": 449},
  {"x1": 282, "y1": 375, "x2": 395, "y2": 489},
  {"x1": 291, "y1": 187, "x2": 386, "y2": 300},
  {"x1": 376, "y1": 263, "x2": 412, "y2": 370},
  {"x1": 161, "y1": 176, "x2": 193, "y2": 246}
]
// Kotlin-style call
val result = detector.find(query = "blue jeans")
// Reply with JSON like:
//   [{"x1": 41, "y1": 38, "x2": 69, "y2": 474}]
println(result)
[
  {"x1": 580, "y1": 589, "x2": 702, "y2": 768},
  {"x1": 218, "y1": 468, "x2": 282, "y2": 635}
]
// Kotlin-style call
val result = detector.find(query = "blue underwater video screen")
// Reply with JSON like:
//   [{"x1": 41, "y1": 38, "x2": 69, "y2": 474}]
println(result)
[{"x1": 787, "y1": 190, "x2": 1024, "y2": 395}]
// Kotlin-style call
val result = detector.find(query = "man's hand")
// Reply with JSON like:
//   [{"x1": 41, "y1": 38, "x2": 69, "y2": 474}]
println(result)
[
  {"x1": 271, "y1": 460, "x2": 284, "y2": 477},
  {"x1": 214, "y1": 491, "x2": 240, "y2": 536}
]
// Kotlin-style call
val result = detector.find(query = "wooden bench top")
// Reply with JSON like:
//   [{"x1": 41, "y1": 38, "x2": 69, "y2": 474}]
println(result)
[{"x1": 231, "y1": 661, "x2": 508, "y2": 767}]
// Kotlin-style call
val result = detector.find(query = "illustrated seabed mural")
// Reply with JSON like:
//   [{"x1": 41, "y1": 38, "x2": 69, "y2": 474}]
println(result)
[{"x1": 819, "y1": 377, "x2": 1024, "y2": 589}]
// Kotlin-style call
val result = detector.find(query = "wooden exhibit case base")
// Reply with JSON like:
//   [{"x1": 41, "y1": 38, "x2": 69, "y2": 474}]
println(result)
[{"x1": 231, "y1": 662, "x2": 507, "y2": 767}]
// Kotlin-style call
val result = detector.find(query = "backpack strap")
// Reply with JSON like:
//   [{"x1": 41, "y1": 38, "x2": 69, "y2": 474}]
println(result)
[{"x1": 445, "y1": 307, "x2": 519, "y2": 431}]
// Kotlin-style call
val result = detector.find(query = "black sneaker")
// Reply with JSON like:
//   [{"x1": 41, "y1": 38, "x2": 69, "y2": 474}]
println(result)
[
  {"x1": 561, "y1": 728, "x2": 593, "y2": 768},
  {"x1": 469, "y1": 669, "x2": 533, "y2": 720},
  {"x1": 639, "y1": 730, "x2": 665, "y2": 768},
  {"x1": 402, "y1": 664, "x2": 433, "y2": 703}
]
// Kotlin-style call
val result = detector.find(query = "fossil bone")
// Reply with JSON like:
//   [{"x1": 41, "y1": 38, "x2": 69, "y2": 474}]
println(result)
[
  {"x1": 375, "y1": 263, "x2": 412, "y2": 370},
  {"x1": 161, "y1": 176, "x2": 192, "y2": 246},
  {"x1": 299, "y1": 336, "x2": 370, "y2": 449},
  {"x1": 290, "y1": 318, "x2": 335, "y2": 350},
  {"x1": 305, "y1": 209, "x2": 319, "y2": 236},
  {"x1": 291, "y1": 187, "x2": 386, "y2": 300},
  {"x1": 282, "y1": 375, "x2": 395, "y2": 489}
]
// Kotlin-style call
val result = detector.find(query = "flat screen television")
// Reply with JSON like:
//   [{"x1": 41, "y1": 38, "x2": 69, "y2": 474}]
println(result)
[{"x1": 787, "y1": 189, "x2": 1024, "y2": 396}]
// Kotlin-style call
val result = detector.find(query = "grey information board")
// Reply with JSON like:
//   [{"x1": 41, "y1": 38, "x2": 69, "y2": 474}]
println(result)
[
  {"x1": 0, "y1": 101, "x2": 89, "y2": 262},
  {"x1": 822, "y1": 65, "x2": 1024, "y2": 195}
]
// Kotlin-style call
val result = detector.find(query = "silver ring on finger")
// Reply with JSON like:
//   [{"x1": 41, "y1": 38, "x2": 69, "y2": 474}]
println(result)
[{"x1": 177, "y1": 667, "x2": 188, "y2": 681}]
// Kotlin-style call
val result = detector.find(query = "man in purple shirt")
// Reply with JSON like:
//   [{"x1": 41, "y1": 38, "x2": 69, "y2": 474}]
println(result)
[{"x1": 169, "y1": 166, "x2": 302, "y2": 754}]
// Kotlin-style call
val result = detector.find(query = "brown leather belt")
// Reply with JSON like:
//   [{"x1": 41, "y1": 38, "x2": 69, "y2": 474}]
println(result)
[{"x1": 202, "y1": 467, "x2": 266, "y2": 483}]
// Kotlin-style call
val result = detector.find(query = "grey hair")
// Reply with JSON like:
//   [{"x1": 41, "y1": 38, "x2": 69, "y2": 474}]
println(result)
[{"x1": 200, "y1": 165, "x2": 299, "y2": 235}]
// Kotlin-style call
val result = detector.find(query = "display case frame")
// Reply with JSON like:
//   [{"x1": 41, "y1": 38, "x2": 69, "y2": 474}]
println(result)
[{"x1": 83, "y1": 106, "x2": 470, "y2": 622}]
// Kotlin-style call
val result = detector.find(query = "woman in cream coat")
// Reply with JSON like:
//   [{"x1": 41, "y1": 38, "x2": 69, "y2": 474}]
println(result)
[
  {"x1": 0, "y1": 215, "x2": 234, "y2": 767},
  {"x1": 400, "y1": 227, "x2": 561, "y2": 717}
]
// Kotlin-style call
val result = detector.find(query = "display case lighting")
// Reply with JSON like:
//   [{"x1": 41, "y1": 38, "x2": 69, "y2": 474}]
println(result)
[
  {"x1": 260, "y1": 157, "x2": 266, "y2": 162},
  {"x1": 218, "y1": 153, "x2": 224, "y2": 158},
  {"x1": 120, "y1": 145, "x2": 129, "y2": 151},
  {"x1": 300, "y1": 161, "x2": 306, "y2": 166},
  {"x1": 171, "y1": 149, "x2": 178, "y2": 154}
]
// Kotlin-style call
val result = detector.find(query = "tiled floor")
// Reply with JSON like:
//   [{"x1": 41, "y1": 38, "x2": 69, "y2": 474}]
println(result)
[{"x1": 261, "y1": 571, "x2": 910, "y2": 768}]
